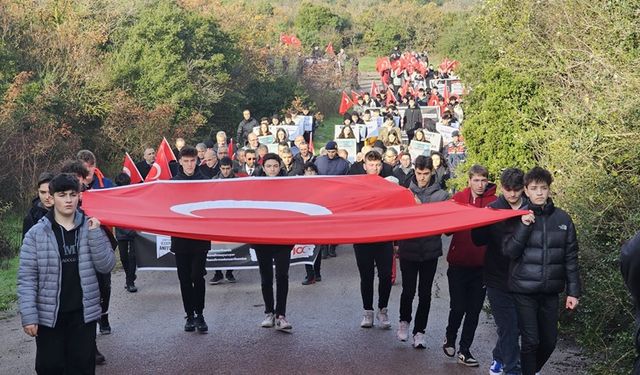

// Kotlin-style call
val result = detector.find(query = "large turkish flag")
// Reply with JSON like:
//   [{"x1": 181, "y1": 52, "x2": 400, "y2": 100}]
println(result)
[{"x1": 82, "y1": 175, "x2": 525, "y2": 245}]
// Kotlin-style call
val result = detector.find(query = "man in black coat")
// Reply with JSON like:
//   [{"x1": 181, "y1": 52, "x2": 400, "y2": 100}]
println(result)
[
  {"x1": 503, "y1": 167, "x2": 581, "y2": 375},
  {"x1": 135, "y1": 147, "x2": 155, "y2": 180},
  {"x1": 621, "y1": 232, "x2": 640, "y2": 375},
  {"x1": 396, "y1": 155, "x2": 449, "y2": 348},
  {"x1": 171, "y1": 146, "x2": 211, "y2": 334},
  {"x1": 236, "y1": 109, "x2": 258, "y2": 146},
  {"x1": 22, "y1": 172, "x2": 55, "y2": 239},
  {"x1": 471, "y1": 168, "x2": 527, "y2": 375}
]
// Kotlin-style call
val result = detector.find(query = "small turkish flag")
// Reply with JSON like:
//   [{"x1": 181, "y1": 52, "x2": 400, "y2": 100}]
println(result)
[
  {"x1": 145, "y1": 143, "x2": 173, "y2": 182},
  {"x1": 228, "y1": 138, "x2": 235, "y2": 160},
  {"x1": 338, "y1": 91, "x2": 354, "y2": 115},
  {"x1": 351, "y1": 90, "x2": 360, "y2": 103},
  {"x1": 122, "y1": 152, "x2": 143, "y2": 184},
  {"x1": 370, "y1": 81, "x2": 380, "y2": 98},
  {"x1": 386, "y1": 87, "x2": 397, "y2": 105},
  {"x1": 159, "y1": 137, "x2": 177, "y2": 162}
]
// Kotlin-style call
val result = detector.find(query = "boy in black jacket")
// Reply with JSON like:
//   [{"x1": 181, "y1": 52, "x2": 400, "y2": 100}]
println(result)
[
  {"x1": 396, "y1": 155, "x2": 449, "y2": 348},
  {"x1": 472, "y1": 168, "x2": 527, "y2": 375},
  {"x1": 171, "y1": 146, "x2": 211, "y2": 333},
  {"x1": 503, "y1": 167, "x2": 581, "y2": 375}
]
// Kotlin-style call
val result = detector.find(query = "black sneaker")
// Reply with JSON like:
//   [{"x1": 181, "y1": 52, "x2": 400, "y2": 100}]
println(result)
[
  {"x1": 126, "y1": 283, "x2": 138, "y2": 293},
  {"x1": 315, "y1": 275, "x2": 322, "y2": 282},
  {"x1": 442, "y1": 337, "x2": 455, "y2": 357},
  {"x1": 184, "y1": 315, "x2": 196, "y2": 332},
  {"x1": 99, "y1": 314, "x2": 111, "y2": 335},
  {"x1": 95, "y1": 346, "x2": 106, "y2": 365},
  {"x1": 209, "y1": 272, "x2": 224, "y2": 285},
  {"x1": 225, "y1": 271, "x2": 236, "y2": 283},
  {"x1": 301, "y1": 276, "x2": 316, "y2": 285},
  {"x1": 195, "y1": 314, "x2": 208, "y2": 333},
  {"x1": 457, "y1": 351, "x2": 479, "y2": 367},
  {"x1": 328, "y1": 247, "x2": 337, "y2": 257}
]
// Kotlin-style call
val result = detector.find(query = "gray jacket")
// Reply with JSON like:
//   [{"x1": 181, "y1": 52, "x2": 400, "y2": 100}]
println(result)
[{"x1": 18, "y1": 211, "x2": 115, "y2": 328}]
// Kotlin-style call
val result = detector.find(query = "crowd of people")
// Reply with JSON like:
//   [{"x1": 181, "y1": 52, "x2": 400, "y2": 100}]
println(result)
[{"x1": 14, "y1": 54, "x2": 639, "y2": 375}]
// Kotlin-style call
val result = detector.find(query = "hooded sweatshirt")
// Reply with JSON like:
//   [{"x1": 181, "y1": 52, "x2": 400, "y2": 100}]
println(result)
[{"x1": 447, "y1": 184, "x2": 497, "y2": 267}]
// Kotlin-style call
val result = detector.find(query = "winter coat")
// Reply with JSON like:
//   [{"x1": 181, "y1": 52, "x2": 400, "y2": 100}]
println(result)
[
  {"x1": 236, "y1": 117, "x2": 258, "y2": 145},
  {"x1": 433, "y1": 165, "x2": 450, "y2": 190},
  {"x1": 447, "y1": 184, "x2": 497, "y2": 268},
  {"x1": 18, "y1": 211, "x2": 116, "y2": 328},
  {"x1": 315, "y1": 155, "x2": 350, "y2": 176},
  {"x1": 136, "y1": 160, "x2": 152, "y2": 180},
  {"x1": 170, "y1": 170, "x2": 211, "y2": 253},
  {"x1": 503, "y1": 200, "x2": 581, "y2": 297},
  {"x1": 403, "y1": 106, "x2": 423, "y2": 132},
  {"x1": 283, "y1": 159, "x2": 304, "y2": 176},
  {"x1": 398, "y1": 177, "x2": 450, "y2": 262},
  {"x1": 392, "y1": 166, "x2": 414, "y2": 188},
  {"x1": 115, "y1": 227, "x2": 136, "y2": 241},
  {"x1": 471, "y1": 195, "x2": 527, "y2": 291},
  {"x1": 88, "y1": 168, "x2": 114, "y2": 190},
  {"x1": 22, "y1": 197, "x2": 49, "y2": 239},
  {"x1": 621, "y1": 231, "x2": 640, "y2": 369}
]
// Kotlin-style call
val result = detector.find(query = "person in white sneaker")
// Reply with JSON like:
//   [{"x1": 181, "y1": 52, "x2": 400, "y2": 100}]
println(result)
[
  {"x1": 349, "y1": 151, "x2": 394, "y2": 329},
  {"x1": 253, "y1": 153, "x2": 293, "y2": 332},
  {"x1": 396, "y1": 156, "x2": 449, "y2": 348}
]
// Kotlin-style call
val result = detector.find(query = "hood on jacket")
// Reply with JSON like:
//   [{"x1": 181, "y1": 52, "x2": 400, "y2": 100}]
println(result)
[{"x1": 44, "y1": 208, "x2": 85, "y2": 231}]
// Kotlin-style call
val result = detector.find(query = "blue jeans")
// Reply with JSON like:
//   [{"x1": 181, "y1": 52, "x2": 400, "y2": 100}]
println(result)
[{"x1": 487, "y1": 287, "x2": 521, "y2": 374}]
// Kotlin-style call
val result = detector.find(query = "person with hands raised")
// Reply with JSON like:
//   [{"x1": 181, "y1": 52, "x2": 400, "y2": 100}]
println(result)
[
  {"x1": 502, "y1": 167, "x2": 581, "y2": 375},
  {"x1": 18, "y1": 173, "x2": 116, "y2": 374}
]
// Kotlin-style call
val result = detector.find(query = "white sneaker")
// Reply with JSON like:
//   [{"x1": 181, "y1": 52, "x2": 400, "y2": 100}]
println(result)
[
  {"x1": 377, "y1": 307, "x2": 391, "y2": 329},
  {"x1": 397, "y1": 321, "x2": 409, "y2": 341},
  {"x1": 361, "y1": 310, "x2": 374, "y2": 328},
  {"x1": 275, "y1": 316, "x2": 292, "y2": 331},
  {"x1": 260, "y1": 313, "x2": 275, "y2": 328},
  {"x1": 413, "y1": 332, "x2": 427, "y2": 349}
]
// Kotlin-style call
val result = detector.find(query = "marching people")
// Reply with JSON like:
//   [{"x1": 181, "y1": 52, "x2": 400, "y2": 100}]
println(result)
[
  {"x1": 349, "y1": 150, "x2": 394, "y2": 329},
  {"x1": 443, "y1": 164, "x2": 497, "y2": 367},
  {"x1": 396, "y1": 155, "x2": 449, "y2": 348},
  {"x1": 18, "y1": 173, "x2": 116, "y2": 374},
  {"x1": 236, "y1": 109, "x2": 258, "y2": 146},
  {"x1": 171, "y1": 146, "x2": 211, "y2": 333},
  {"x1": 503, "y1": 167, "x2": 581, "y2": 375},
  {"x1": 301, "y1": 162, "x2": 323, "y2": 285},
  {"x1": 254, "y1": 153, "x2": 293, "y2": 331},
  {"x1": 471, "y1": 168, "x2": 528, "y2": 375},
  {"x1": 135, "y1": 147, "x2": 155, "y2": 180}
]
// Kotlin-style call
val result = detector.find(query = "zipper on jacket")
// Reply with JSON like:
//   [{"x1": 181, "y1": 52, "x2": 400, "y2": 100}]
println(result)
[{"x1": 541, "y1": 215, "x2": 548, "y2": 291}]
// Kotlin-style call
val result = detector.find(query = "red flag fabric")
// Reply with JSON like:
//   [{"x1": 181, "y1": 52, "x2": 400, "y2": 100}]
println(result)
[
  {"x1": 351, "y1": 90, "x2": 360, "y2": 103},
  {"x1": 443, "y1": 83, "x2": 450, "y2": 105},
  {"x1": 399, "y1": 80, "x2": 409, "y2": 98},
  {"x1": 159, "y1": 137, "x2": 177, "y2": 162},
  {"x1": 339, "y1": 91, "x2": 354, "y2": 115},
  {"x1": 228, "y1": 138, "x2": 235, "y2": 160},
  {"x1": 391, "y1": 59, "x2": 403, "y2": 75},
  {"x1": 122, "y1": 153, "x2": 143, "y2": 184},
  {"x1": 370, "y1": 81, "x2": 380, "y2": 98},
  {"x1": 428, "y1": 94, "x2": 439, "y2": 107},
  {"x1": 309, "y1": 132, "x2": 315, "y2": 154},
  {"x1": 145, "y1": 143, "x2": 172, "y2": 182},
  {"x1": 289, "y1": 35, "x2": 301, "y2": 48},
  {"x1": 376, "y1": 57, "x2": 391, "y2": 73},
  {"x1": 325, "y1": 42, "x2": 335, "y2": 55},
  {"x1": 82, "y1": 175, "x2": 525, "y2": 245},
  {"x1": 386, "y1": 87, "x2": 397, "y2": 105}
]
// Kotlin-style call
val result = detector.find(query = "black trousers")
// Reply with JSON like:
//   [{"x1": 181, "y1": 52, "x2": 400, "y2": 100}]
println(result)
[
  {"x1": 35, "y1": 310, "x2": 97, "y2": 375},
  {"x1": 117, "y1": 240, "x2": 136, "y2": 285},
  {"x1": 353, "y1": 242, "x2": 393, "y2": 311},
  {"x1": 305, "y1": 245, "x2": 323, "y2": 278},
  {"x1": 512, "y1": 293, "x2": 559, "y2": 375},
  {"x1": 445, "y1": 266, "x2": 486, "y2": 352},
  {"x1": 399, "y1": 258, "x2": 438, "y2": 334},
  {"x1": 96, "y1": 272, "x2": 110, "y2": 315},
  {"x1": 175, "y1": 251, "x2": 207, "y2": 316},
  {"x1": 255, "y1": 245, "x2": 291, "y2": 316}
]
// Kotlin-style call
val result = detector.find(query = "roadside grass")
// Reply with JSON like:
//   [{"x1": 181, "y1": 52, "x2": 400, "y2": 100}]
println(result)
[{"x1": 0, "y1": 213, "x2": 21, "y2": 312}]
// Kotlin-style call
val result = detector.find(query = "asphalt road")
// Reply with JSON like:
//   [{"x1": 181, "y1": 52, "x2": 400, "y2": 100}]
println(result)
[{"x1": 0, "y1": 240, "x2": 587, "y2": 375}]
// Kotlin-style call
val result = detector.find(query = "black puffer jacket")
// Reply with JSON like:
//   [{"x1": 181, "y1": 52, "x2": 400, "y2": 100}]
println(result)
[
  {"x1": 471, "y1": 195, "x2": 527, "y2": 291},
  {"x1": 170, "y1": 170, "x2": 211, "y2": 254},
  {"x1": 22, "y1": 197, "x2": 49, "y2": 239},
  {"x1": 502, "y1": 199, "x2": 581, "y2": 297},
  {"x1": 398, "y1": 176, "x2": 449, "y2": 262},
  {"x1": 620, "y1": 231, "x2": 640, "y2": 368}
]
